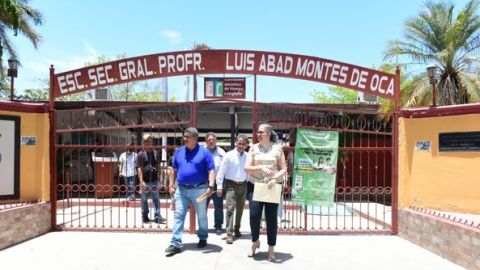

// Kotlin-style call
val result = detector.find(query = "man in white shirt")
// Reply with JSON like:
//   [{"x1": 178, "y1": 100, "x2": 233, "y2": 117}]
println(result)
[
  {"x1": 118, "y1": 143, "x2": 137, "y2": 201},
  {"x1": 205, "y1": 132, "x2": 226, "y2": 235},
  {"x1": 216, "y1": 135, "x2": 249, "y2": 244}
]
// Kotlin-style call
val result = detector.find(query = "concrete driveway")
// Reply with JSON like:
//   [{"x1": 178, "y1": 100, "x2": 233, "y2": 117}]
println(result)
[{"x1": 0, "y1": 232, "x2": 463, "y2": 270}]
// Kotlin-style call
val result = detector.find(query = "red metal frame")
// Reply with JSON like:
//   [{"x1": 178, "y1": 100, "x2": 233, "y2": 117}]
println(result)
[
  {"x1": 50, "y1": 102, "x2": 395, "y2": 234},
  {"x1": 392, "y1": 67, "x2": 401, "y2": 234},
  {"x1": 400, "y1": 103, "x2": 480, "y2": 118},
  {"x1": 49, "y1": 65, "x2": 57, "y2": 230},
  {"x1": 48, "y1": 49, "x2": 400, "y2": 234},
  {"x1": 0, "y1": 101, "x2": 49, "y2": 113}
]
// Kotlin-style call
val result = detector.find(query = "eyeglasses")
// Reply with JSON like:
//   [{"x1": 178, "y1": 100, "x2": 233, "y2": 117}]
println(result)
[
  {"x1": 257, "y1": 131, "x2": 266, "y2": 134},
  {"x1": 184, "y1": 135, "x2": 193, "y2": 139}
]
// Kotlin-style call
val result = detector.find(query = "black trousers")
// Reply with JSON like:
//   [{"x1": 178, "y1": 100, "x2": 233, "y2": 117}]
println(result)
[{"x1": 249, "y1": 199, "x2": 278, "y2": 246}]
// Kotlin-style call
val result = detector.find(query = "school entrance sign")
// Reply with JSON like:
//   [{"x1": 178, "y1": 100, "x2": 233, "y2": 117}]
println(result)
[
  {"x1": 49, "y1": 49, "x2": 399, "y2": 234},
  {"x1": 52, "y1": 49, "x2": 399, "y2": 100}
]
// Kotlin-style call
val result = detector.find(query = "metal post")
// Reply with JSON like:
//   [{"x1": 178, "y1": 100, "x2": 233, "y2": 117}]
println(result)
[
  {"x1": 49, "y1": 65, "x2": 57, "y2": 230},
  {"x1": 10, "y1": 75, "x2": 14, "y2": 101},
  {"x1": 252, "y1": 102, "x2": 258, "y2": 143},
  {"x1": 193, "y1": 74, "x2": 198, "y2": 102},
  {"x1": 230, "y1": 106, "x2": 235, "y2": 149},
  {"x1": 392, "y1": 66, "x2": 401, "y2": 235},
  {"x1": 254, "y1": 75, "x2": 257, "y2": 102}
]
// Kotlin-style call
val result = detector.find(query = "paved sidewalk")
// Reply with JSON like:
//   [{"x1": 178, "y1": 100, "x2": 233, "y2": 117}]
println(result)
[{"x1": 0, "y1": 232, "x2": 463, "y2": 270}]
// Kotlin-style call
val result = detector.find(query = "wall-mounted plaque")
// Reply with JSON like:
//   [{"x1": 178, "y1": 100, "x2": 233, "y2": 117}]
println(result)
[
  {"x1": 415, "y1": 140, "x2": 431, "y2": 151},
  {"x1": 439, "y1": 131, "x2": 480, "y2": 152},
  {"x1": 21, "y1": 136, "x2": 37, "y2": 145}
]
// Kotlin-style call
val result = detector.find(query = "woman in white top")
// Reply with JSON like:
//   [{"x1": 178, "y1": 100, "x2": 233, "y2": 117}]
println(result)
[{"x1": 244, "y1": 123, "x2": 287, "y2": 262}]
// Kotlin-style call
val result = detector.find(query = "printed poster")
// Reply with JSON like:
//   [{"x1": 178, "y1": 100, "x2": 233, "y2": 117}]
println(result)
[{"x1": 292, "y1": 128, "x2": 339, "y2": 206}]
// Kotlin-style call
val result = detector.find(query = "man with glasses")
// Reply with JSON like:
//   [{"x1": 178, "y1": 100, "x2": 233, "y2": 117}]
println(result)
[
  {"x1": 165, "y1": 127, "x2": 215, "y2": 255},
  {"x1": 216, "y1": 135, "x2": 249, "y2": 244}
]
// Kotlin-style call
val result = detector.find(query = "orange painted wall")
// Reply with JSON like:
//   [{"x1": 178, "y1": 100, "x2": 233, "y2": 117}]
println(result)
[
  {"x1": 399, "y1": 114, "x2": 480, "y2": 214},
  {"x1": 0, "y1": 110, "x2": 50, "y2": 202}
]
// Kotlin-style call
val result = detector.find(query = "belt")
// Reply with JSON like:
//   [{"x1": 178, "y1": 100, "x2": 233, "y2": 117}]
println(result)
[
  {"x1": 225, "y1": 178, "x2": 247, "y2": 185},
  {"x1": 178, "y1": 182, "x2": 207, "y2": 189}
]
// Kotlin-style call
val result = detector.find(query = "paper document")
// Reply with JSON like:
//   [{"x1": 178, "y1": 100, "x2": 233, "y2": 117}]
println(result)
[{"x1": 252, "y1": 182, "x2": 282, "y2": 204}]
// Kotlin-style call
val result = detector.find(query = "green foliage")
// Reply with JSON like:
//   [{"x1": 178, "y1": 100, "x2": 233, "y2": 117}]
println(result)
[
  {"x1": 311, "y1": 86, "x2": 358, "y2": 104},
  {"x1": 0, "y1": 76, "x2": 9, "y2": 99},
  {"x1": 384, "y1": 0, "x2": 480, "y2": 106},
  {"x1": 192, "y1": 42, "x2": 211, "y2": 50},
  {"x1": 0, "y1": 0, "x2": 43, "y2": 73},
  {"x1": 377, "y1": 64, "x2": 422, "y2": 117},
  {"x1": 0, "y1": 0, "x2": 21, "y2": 36},
  {"x1": 16, "y1": 88, "x2": 48, "y2": 101}
]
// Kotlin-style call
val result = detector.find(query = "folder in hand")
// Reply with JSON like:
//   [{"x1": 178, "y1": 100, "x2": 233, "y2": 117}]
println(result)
[
  {"x1": 252, "y1": 182, "x2": 282, "y2": 204},
  {"x1": 195, "y1": 191, "x2": 212, "y2": 203}
]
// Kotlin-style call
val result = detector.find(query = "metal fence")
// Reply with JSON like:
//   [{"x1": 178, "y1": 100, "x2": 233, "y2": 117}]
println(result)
[{"x1": 53, "y1": 101, "x2": 395, "y2": 234}]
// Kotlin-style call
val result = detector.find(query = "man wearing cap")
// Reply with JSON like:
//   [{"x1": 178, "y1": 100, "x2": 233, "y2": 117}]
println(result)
[
  {"x1": 136, "y1": 134, "x2": 166, "y2": 224},
  {"x1": 165, "y1": 127, "x2": 215, "y2": 255}
]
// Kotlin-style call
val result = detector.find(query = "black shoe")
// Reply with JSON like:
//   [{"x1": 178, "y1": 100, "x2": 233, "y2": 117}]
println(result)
[
  {"x1": 234, "y1": 230, "x2": 242, "y2": 238},
  {"x1": 155, "y1": 216, "x2": 167, "y2": 224},
  {"x1": 142, "y1": 216, "x2": 150, "y2": 223},
  {"x1": 215, "y1": 229, "x2": 222, "y2": 235},
  {"x1": 165, "y1": 245, "x2": 181, "y2": 254},
  {"x1": 197, "y1": 240, "x2": 207, "y2": 248}
]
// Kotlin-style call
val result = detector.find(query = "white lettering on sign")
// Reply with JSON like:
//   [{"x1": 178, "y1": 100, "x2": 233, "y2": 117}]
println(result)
[
  {"x1": 118, "y1": 59, "x2": 153, "y2": 81},
  {"x1": 58, "y1": 71, "x2": 84, "y2": 93},
  {"x1": 349, "y1": 68, "x2": 368, "y2": 89},
  {"x1": 158, "y1": 53, "x2": 202, "y2": 74},
  {"x1": 295, "y1": 58, "x2": 349, "y2": 82},
  {"x1": 370, "y1": 74, "x2": 394, "y2": 95},
  {"x1": 54, "y1": 50, "x2": 397, "y2": 100},
  {"x1": 258, "y1": 54, "x2": 294, "y2": 75},
  {"x1": 88, "y1": 64, "x2": 114, "y2": 87},
  {"x1": 225, "y1": 52, "x2": 255, "y2": 71}
]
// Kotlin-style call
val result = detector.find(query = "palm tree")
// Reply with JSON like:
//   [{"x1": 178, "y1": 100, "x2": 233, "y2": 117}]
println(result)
[
  {"x1": 384, "y1": 0, "x2": 480, "y2": 106},
  {"x1": 192, "y1": 42, "x2": 211, "y2": 50},
  {"x1": 0, "y1": 0, "x2": 43, "y2": 72}
]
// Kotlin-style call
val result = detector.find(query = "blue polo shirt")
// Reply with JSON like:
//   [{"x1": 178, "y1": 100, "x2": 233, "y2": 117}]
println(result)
[{"x1": 173, "y1": 144, "x2": 215, "y2": 185}]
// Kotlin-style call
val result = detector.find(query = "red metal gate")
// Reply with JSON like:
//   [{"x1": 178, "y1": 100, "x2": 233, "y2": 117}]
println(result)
[
  {"x1": 53, "y1": 102, "x2": 192, "y2": 231},
  {"x1": 253, "y1": 102, "x2": 395, "y2": 234},
  {"x1": 52, "y1": 101, "x2": 395, "y2": 234}
]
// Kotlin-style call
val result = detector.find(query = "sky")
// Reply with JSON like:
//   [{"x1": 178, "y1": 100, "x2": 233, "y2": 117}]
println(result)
[{"x1": 12, "y1": 0, "x2": 471, "y2": 103}]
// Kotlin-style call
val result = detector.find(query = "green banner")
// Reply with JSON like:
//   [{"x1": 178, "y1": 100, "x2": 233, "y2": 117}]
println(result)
[{"x1": 292, "y1": 128, "x2": 339, "y2": 206}]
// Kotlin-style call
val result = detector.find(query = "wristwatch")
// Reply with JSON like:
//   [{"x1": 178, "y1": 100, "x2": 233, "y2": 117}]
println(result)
[{"x1": 208, "y1": 185, "x2": 214, "y2": 189}]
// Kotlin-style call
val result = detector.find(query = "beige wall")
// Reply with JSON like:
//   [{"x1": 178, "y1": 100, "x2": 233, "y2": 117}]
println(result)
[
  {"x1": 399, "y1": 114, "x2": 480, "y2": 213},
  {"x1": 0, "y1": 110, "x2": 50, "y2": 202}
]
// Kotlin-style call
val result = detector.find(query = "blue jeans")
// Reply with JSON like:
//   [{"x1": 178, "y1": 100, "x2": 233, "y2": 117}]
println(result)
[
  {"x1": 124, "y1": 176, "x2": 135, "y2": 198},
  {"x1": 206, "y1": 183, "x2": 224, "y2": 230},
  {"x1": 141, "y1": 180, "x2": 159, "y2": 219},
  {"x1": 170, "y1": 184, "x2": 208, "y2": 248}
]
